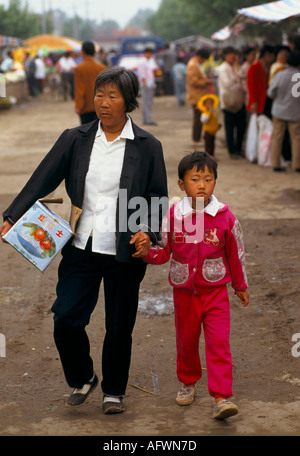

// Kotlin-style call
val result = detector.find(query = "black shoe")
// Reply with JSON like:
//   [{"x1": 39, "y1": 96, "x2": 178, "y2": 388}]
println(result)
[
  {"x1": 273, "y1": 167, "x2": 285, "y2": 172},
  {"x1": 103, "y1": 395, "x2": 125, "y2": 414},
  {"x1": 66, "y1": 374, "x2": 98, "y2": 407}
]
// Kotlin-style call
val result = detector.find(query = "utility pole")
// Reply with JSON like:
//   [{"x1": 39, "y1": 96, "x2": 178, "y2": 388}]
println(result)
[
  {"x1": 85, "y1": 0, "x2": 89, "y2": 21},
  {"x1": 73, "y1": 1, "x2": 79, "y2": 39}
]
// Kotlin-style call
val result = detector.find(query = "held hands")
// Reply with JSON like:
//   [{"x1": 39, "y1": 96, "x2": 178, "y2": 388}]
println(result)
[
  {"x1": 235, "y1": 290, "x2": 249, "y2": 307},
  {"x1": 130, "y1": 231, "x2": 151, "y2": 258},
  {"x1": 0, "y1": 220, "x2": 12, "y2": 243}
]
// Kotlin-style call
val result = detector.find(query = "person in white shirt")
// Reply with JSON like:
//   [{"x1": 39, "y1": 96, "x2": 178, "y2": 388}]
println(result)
[
  {"x1": 138, "y1": 47, "x2": 157, "y2": 125},
  {"x1": 0, "y1": 50, "x2": 14, "y2": 73},
  {"x1": 57, "y1": 51, "x2": 77, "y2": 100},
  {"x1": 218, "y1": 47, "x2": 246, "y2": 159},
  {"x1": 34, "y1": 55, "x2": 46, "y2": 95}
]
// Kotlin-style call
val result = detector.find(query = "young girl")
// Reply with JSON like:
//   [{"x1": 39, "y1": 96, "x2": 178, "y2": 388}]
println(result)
[
  {"x1": 197, "y1": 93, "x2": 221, "y2": 157},
  {"x1": 139, "y1": 151, "x2": 249, "y2": 420}
]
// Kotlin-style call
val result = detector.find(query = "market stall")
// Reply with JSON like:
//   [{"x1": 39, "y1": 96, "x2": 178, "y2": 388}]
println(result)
[
  {"x1": 23, "y1": 34, "x2": 82, "y2": 55},
  {"x1": 211, "y1": 0, "x2": 300, "y2": 40},
  {"x1": 0, "y1": 34, "x2": 27, "y2": 106}
]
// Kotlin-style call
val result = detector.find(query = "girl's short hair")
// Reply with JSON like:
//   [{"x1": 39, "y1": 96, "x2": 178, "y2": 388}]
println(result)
[
  {"x1": 178, "y1": 151, "x2": 218, "y2": 180},
  {"x1": 94, "y1": 66, "x2": 139, "y2": 112}
]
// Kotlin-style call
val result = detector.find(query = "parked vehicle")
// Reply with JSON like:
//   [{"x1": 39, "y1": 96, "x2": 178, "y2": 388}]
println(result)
[{"x1": 112, "y1": 37, "x2": 165, "y2": 95}]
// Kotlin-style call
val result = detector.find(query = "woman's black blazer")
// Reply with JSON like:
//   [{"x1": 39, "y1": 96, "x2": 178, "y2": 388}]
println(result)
[{"x1": 3, "y1": 119, "x2": 168, "y2": 263}]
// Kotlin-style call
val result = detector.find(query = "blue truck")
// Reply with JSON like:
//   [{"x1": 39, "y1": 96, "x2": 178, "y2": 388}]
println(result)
[{"x1": 111, "y1": 36, "x2": 165, "y2": 95}]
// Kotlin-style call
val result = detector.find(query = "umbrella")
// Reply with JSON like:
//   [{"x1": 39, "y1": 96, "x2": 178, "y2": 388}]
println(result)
[{"x1": 23, "y1": 34, "x2": 82, "y2": 52}]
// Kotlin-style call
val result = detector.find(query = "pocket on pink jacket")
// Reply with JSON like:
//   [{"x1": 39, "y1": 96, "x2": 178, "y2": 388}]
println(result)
[
  {"x1": 170, "y1": 259, "x2": 189, "y2": 285},
  {"x1": 202, "y1": 258, "x2": 226, "y2": 282}
]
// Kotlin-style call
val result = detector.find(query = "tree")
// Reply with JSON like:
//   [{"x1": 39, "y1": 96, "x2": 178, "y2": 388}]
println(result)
[
  {"x1": 127, "y1": 8, "x2": 155, "y2": 30},
  {"x1": 147, "y1": 0, "x2": 198, "y2": 42},
  {"x1": 63, "y1": 15, "x2": 98, "y2": 41},
  {"x1": 0, "y1": 0, "x2": 41, "y2": 39},
  {"x1": 178, "y1": 0, "x2": 275, "y2": 37}
]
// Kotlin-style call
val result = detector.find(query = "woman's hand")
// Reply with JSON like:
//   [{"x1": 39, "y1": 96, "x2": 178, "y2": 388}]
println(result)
[
  {"x1": 0, "y1": 220, "x2": 13, "y2": 243},
  {"x1": 130, "y1": 231, "x2": 151, "y2": 258}
]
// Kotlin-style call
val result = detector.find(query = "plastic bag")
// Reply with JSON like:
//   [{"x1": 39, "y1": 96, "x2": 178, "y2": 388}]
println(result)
[
  {"x1": 257, "y1": 115, "x2": 272, "y2": 167},
  {"x1": 245, "y1": 113, "x2": 258, "y2": 162}
]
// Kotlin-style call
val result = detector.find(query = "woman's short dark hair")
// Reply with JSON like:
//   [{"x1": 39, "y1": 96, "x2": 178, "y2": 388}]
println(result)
[
  {"x1": 94, "y1": 66, "x2": 139, "y2": 112},
  {"x1": 178, "y1": 151, "x2": 218, "y2": 180}
]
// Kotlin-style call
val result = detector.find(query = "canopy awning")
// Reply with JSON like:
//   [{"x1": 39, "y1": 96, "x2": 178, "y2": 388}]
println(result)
[
  {"x1": 23, "y1": 34, "x2": 82, "y2": 52},
  {"x1": 212, "y1": 0, "x2": 300, "y2": 41},
  {"x1": 0, "y1": 35, "x2": 23, "y2": 47}
]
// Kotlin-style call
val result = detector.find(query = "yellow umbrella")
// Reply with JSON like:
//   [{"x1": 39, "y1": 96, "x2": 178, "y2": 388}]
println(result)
[{"x1": 24, "y1": 34, "x2": 82, "y2": 52}]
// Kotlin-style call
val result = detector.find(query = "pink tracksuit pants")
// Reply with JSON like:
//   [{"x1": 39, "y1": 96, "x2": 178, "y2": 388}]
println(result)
[{"x1": 173, "y1": 285, "x2": 233, "y2": 398}]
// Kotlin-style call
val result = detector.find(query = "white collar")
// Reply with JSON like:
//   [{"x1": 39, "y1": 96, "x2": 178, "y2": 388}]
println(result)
[
  {"x1": 96, "y1": 115, "x2": 134, "y2": 142},
  {"x1": 178, "y1": 194, "x2": 224, "y2": 217}
]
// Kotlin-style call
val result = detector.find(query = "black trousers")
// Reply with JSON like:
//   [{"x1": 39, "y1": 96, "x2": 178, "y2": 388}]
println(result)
[
  {"x1": 192, "y1": 105, "x2": 203, "y2": 143},
  {"x1": 51, "y1": 241, "x2": 146, "y2": 396},
  {"x1": 223, "y1": 105, "x2": 247, "y2": 156},
  {"x1": 204, "y1": 131, "x2": 215, "y2": 156}
]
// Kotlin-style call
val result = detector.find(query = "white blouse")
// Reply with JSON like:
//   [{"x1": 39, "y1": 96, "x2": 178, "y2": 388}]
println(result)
[{"x1": 72, "y1": 116, "x2": 134, "y2": 254}]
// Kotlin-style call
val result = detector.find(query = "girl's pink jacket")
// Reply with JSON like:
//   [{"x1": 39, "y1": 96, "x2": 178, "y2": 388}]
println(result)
[{"x1": 143, "y1": 196, "x2": 248, "y2": 295}]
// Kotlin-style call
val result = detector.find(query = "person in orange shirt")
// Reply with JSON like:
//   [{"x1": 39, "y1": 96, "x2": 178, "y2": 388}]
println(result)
[{"x1": 74, "y1": 41, "x2": 106, "y2": 124}]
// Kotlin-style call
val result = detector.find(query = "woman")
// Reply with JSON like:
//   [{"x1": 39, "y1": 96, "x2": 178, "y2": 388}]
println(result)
[{"x1": 0, "y1": 67, "x2": 168, "y2": 414}]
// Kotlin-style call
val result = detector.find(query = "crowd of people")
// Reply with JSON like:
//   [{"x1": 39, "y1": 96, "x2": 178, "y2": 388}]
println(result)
[
  {"x1": 1, "y1": 34, "x2": 300, "y2": 171},
  {"x1": 181, "y1": 38, "x2": 300, "y2": 173}
]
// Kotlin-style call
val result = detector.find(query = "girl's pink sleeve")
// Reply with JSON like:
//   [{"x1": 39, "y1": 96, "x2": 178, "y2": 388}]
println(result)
[
  {"x1": 143, "y1": 242, "x2": 171, "y2": 265},
  {"x1": 225, "y1": 215, "x2": 248, "y2": 291},
  {"x1": 143, "y1": 212, "x2": 172, "y2": 265}
]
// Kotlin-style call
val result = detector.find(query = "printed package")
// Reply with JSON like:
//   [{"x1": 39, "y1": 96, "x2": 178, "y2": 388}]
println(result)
[{"x1": 3, "y1": 200, "x2": 73, "y2": 271}]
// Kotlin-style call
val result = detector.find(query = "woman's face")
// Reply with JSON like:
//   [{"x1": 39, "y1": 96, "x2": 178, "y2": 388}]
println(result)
[{"x1": 94, "y1": 82, "x2": 127, "y2": 131}]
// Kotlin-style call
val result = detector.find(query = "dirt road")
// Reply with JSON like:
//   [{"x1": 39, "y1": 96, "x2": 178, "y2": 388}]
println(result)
[{"x1": 0, "y1": 93, "x2": 299, "y2": 438}]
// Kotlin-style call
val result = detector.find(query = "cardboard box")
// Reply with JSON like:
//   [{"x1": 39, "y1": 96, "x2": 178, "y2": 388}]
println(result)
[{"x1": 3, "y1": 200, "x2": 74, "y2": 271}]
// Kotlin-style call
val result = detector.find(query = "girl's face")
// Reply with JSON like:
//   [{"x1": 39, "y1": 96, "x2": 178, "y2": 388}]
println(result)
[
  {"x1": 178, "y1": 165, "x2": 216, "y2": 209},
  {"x1": 94, "y1": 82, "x2": 126, "y2": 131},
  {"x1": 204, "y1": 98, "x2": 214, "y2": 110}
]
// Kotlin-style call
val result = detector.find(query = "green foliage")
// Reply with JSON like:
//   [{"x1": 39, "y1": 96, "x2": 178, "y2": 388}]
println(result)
[
  {"x1": 146, "y1": 0, "x2": 290, "y2": 41},
  {"x1": 147, "y1": 0, "x2": 199, "y2": 41},
  {"x1": 127, "y1": 8, "x2": 155, "y2": 29},
  {"x1": 0, "y1": 0, "x2": 41, "y2": 39}
]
